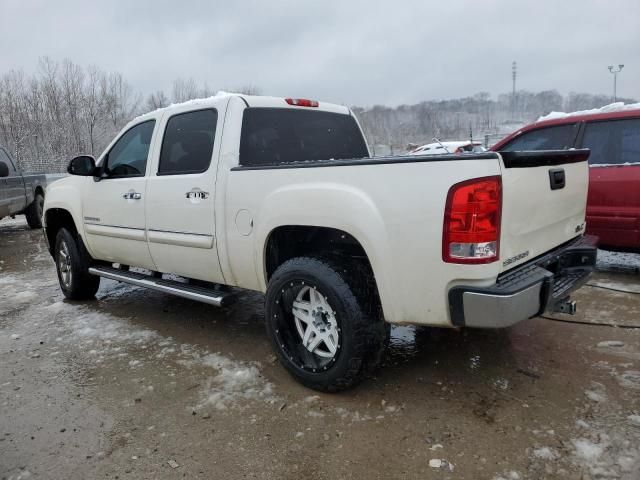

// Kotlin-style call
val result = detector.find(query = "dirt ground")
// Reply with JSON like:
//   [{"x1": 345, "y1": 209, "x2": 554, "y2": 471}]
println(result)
[{"x1": 1, "y1": 217, "x2": 639, "y2": 480}]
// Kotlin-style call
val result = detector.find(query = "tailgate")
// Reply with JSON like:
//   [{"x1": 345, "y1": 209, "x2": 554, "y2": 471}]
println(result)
[{"x1": 497, "y1": 149, "x2": 590, "y2": 272}]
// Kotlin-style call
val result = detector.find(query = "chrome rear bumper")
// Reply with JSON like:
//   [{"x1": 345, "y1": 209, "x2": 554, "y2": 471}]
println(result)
[{"x1": 448, "y1": 235, "x2": 597, "y2": 328}]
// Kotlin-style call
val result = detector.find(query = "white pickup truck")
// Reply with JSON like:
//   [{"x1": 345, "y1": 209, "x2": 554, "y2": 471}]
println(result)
[{"x1": 43, "y1": 93, "x2": 596, "y2": 391}]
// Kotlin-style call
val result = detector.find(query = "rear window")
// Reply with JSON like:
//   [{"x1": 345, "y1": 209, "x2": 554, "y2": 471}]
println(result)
[
  {"x1": 501, "y1": 123, "x2": 578, "y2": 152},
  {"x1": 159, "y1": 109, "x2": 218, "y2": 175},
  {"x1": 581, "y1": 118, "x2": 640, "y2": 166},
  {"x1": 239, "y1": 108, "x2": 368, "y2": 166}
]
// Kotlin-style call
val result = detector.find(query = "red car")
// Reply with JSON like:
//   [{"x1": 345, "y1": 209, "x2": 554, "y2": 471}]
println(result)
[{"x1": 492, "y1": 108, "x2": 640, "y2": 251}]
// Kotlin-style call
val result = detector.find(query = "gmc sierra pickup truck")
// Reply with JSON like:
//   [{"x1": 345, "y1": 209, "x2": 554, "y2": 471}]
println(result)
[
  {"x1": 43, "y1": 93, "x2": 597, "y2": 391},
  {"x1": 0, "y1": 146, "x2": 62, "y2": 228}
]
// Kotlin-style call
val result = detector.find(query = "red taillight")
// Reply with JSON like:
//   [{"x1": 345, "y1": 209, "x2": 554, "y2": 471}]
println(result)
[
  {"x1": 442, "y1": 176, "x2": 502, "y2": 264},
  {"x1": 285, "y1": 98, "x2": 319, "y2": 107}
]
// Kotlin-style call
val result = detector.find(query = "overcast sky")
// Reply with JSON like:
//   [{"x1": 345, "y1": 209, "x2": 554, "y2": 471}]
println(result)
[{"x1": 1, "y1": 0, "x2": 639, "y2": 106}]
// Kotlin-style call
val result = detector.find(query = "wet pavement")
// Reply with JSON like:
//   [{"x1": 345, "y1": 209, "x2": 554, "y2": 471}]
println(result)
[{"x1": 1, "y1": 217, "x2": 640, "y2": 480}]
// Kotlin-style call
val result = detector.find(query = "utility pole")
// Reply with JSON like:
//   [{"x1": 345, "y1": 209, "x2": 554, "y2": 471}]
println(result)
[
  {"x1": 511, "y1": 61, "x2": 517, "y2": 120},
  {"x1": 608, "y1": 64, "x2": 624, "y2": 102}
]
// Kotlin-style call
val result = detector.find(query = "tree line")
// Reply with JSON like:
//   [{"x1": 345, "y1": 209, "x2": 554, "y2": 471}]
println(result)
[{"x1": 0, "y1": 58, "x2": 635, "y2": 172}]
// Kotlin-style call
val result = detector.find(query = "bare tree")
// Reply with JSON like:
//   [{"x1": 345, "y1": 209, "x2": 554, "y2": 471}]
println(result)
[
  {"x1": 146, "y1": 90, "x2": 169, "y2": 111},
  {"x1": 172, "y1": 78, "x2": 199, "y2": 103}
]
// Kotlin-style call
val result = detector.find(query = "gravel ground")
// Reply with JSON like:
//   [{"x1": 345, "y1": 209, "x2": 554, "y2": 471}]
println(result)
[{"x1": 1, "y1": 217, "x2": 640, "y2": 479}]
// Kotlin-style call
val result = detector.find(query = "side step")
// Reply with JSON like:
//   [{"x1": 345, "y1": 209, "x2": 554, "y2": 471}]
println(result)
[{"x1": 88, "y1": 266, "x2": 236, "y2": 307}]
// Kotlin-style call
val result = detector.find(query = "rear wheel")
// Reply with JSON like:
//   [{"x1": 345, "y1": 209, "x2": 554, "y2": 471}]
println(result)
[
  {"x1": 265, "y1": 256, "x2": 386, "y2": 392},
  {"x1": 54, "y1": 228, "x2": 100, "y2": 300},
  {"x1": 25, "y1": 193, "x2": 44, "y2": 229}
]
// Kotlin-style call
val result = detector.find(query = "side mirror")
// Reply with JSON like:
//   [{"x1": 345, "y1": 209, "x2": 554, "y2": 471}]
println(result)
[
  {"x1": 67, "y1": 155, "x2": 96, "y2": 176},
  {"x1": 0, "y1": 161, "x2": 9, "y2": 178}
]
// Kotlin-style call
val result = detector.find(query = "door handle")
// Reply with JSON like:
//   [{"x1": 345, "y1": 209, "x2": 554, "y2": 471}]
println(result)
[
  {"x1": 548, "y1": 168, "x2": 565, "y2": 190},
  {"x1": 122, "y1": 192, "x2": 142, "y2": 200}
]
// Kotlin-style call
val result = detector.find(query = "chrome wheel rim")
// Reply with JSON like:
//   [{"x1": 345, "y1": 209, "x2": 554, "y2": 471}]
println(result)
[
  {"x1": 58, "y1": 241, "x2": 72, "y2": 288},
  {"x1": 292, "y1": 286, "x2": 339, "y2": 359}
]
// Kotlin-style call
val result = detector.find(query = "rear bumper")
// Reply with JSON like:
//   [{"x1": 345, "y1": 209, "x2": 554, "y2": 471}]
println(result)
[{"x1": 448, "y1": 235, "x2": 597, "y2": 328}]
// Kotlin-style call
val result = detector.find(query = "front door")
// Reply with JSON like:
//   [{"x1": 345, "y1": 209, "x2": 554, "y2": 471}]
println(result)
[
  {"x1": 82, "y1": 119, "x2": 158, "y2": 270},
  {"x1": 145, "y1": 102, "x2": 227, "y2": 283}
]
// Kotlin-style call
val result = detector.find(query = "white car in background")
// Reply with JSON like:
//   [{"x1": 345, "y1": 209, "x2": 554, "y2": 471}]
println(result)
[{"x1": 409, "y1": 140, "x2": 486, "y2": 155}]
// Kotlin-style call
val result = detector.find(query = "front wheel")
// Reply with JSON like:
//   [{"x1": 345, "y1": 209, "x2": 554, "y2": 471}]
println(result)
[
  {"x1": 54, "y1": 228, "x2": 100, "y2": 300},
  {"x1": 265, "y1": 256, "x2": 386, "y2": 392}
]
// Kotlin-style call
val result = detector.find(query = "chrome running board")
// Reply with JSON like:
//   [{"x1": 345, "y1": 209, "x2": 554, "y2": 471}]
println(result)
[{"x1": 88, "y1": 266, "x2": 236, "y2": 307}]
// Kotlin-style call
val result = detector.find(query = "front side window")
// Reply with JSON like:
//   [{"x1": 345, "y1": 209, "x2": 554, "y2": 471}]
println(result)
[
  {"x1": 105, "y1": 120, "x2": 155, "y2": 178},
  {"x1": 158, "y1": 109, "x2": 218, "y2": 175},
  {"x1": 501, "y1": 123, "x2": 578, "y2": 152},
  {"x1": 240, "y1": 108, "x2": 369, "y2": 166},
  {"x1": 582, "y1": 118, "x2": 640, "y2": 165}
]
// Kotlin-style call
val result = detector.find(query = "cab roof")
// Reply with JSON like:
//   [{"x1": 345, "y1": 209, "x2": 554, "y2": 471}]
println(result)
[{"x1": 132, "y1": 92, "x2": 351, "y2": 126}]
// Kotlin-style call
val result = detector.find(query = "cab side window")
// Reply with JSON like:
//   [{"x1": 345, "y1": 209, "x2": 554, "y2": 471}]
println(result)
[
  {"x1": 158, "y1": 109, "x2": 218, "y2": 175},
  {"x1": 104, "y1": 120, "x2": 156, "y2": 178},
  {"x1": 501, "y1": 123, "x2": 578, "y2": 151},
  {"x1": 582, "y1": 118, "x2": 640, "y2": 165}
]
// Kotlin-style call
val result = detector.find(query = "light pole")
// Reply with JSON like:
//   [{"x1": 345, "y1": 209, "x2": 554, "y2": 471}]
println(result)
[{"x1": 608, "y1": 64, "x2": 624, "y2": 102}]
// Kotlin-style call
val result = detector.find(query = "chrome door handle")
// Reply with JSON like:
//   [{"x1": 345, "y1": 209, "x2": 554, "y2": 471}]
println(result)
[{"x1": 122, "y1": 192, "x2": 142, "y2": 200}]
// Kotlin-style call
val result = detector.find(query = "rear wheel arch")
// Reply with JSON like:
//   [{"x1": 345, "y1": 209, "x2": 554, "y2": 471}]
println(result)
[
  {"x1": 263, "y1": 225, "x2": 376, "y2": 281},
  {"x1": 262, "y1": 225, "x2": 385, "y2": 315}
]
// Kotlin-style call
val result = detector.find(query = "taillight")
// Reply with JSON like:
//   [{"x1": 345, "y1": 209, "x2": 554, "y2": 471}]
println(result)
[
  {"x1": 442, "y1": 176, "x2": 502, "y2": 264},
  {"x1": 285, "y1": 98, "x2": 319, "y2": 107}
]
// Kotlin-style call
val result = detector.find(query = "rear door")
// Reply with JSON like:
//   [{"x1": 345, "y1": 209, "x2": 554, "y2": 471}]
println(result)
[
  {"x1": 144, "y1": 98, "x2": 228, "y2": 283},
  {"x1": 497, "y1": 123, "x2": 588, "y2": 270},
  {"x1": 579, "y1": 118, "x2": 640, "y2": 248}
]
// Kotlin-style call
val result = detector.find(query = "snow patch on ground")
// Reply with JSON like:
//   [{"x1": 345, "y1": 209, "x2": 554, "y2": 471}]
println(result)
[
  {"x1": 492, "y1": 471, "x2": 520, "y2": 480},
  {"x1": 569, "y1": 382, "x2": 640, "y2": 477},
  {"x1": 617, "y1": 371, "x2": 640, "y2": 390},
  {"x1": 197, "y1": 353, "x2": 275, "y2": 410},
  {"x1": 572, "y1": 437, "x2": 605, "y2": 463},
  {"x1": 533, "y1": 446, "x2": 559, "y2": 460},
  {"x1": 585, "y1": 382, "x2": 608, "y2": 403},
  {"x1": 597, "y1": 340, "x2": 626, "y2": 348},
  {"x1": 597, "y1": 249, "x2": 640, "y2": 270}
]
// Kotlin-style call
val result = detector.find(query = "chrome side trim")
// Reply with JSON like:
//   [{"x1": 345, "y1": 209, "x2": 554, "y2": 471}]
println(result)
[
  {"x1": 84, "y1": 223, "x2": 146, "y2": 241},
  {"x1": 88, "y1": 267, "x2": 227, "y2": 306},
  {"x1": 147, "y1": 229, "x2": 214, "y2": 249}
]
